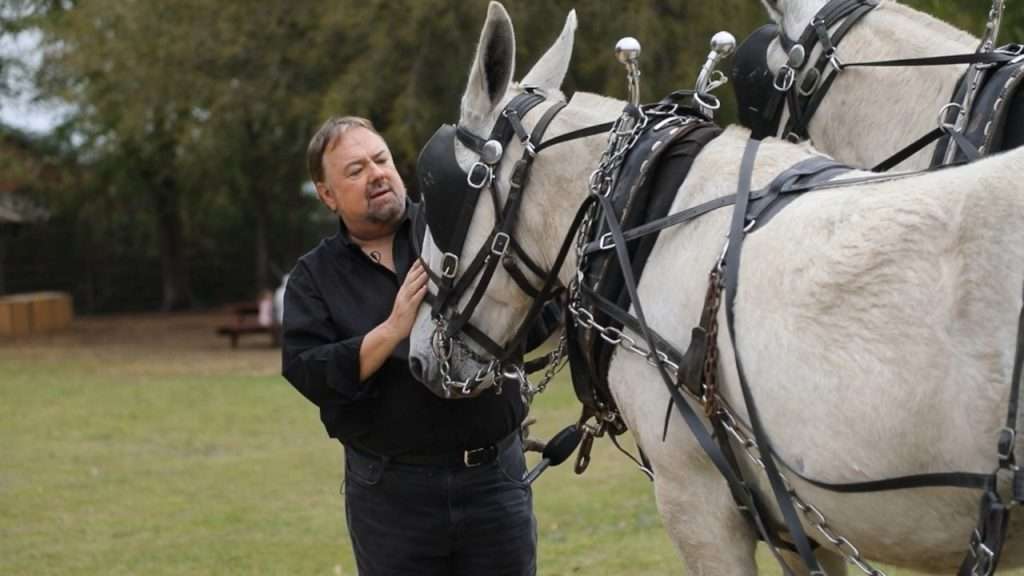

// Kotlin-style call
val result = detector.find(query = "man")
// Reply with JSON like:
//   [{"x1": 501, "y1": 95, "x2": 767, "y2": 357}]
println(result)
[{"x1": 282, "y1": 116, "x2": 536, "y2": 576}]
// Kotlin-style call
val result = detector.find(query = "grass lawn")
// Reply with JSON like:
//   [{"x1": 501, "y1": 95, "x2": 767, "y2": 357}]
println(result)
[{"x1": 1, "y1": 312, "x2": 1018, "y2": 575}]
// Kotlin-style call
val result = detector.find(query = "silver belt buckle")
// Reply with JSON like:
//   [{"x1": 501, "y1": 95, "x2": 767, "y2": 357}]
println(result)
[{"x1": 463, "y1": 447, "x2": 486, "y2": 467}]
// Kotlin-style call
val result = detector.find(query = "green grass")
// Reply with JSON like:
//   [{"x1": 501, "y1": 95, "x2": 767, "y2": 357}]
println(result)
[{"x1": 1, "y1": 316, "x2": 1020, "y2": 575}]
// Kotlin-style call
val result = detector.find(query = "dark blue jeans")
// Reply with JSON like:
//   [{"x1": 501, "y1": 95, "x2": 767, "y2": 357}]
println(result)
[{"x1": 343, "y1": 437, "x2": 537, "y2": 576}]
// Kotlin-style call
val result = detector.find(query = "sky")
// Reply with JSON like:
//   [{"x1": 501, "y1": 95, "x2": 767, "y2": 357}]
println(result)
[{"x1": 0, "y1": 27, "x2": 68, "y2": 134}]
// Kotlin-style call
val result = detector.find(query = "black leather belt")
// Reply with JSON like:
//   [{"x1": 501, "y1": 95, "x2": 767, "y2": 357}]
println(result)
[{"x1": 357, "y1": 432, "x2": 518, "y2": 469}]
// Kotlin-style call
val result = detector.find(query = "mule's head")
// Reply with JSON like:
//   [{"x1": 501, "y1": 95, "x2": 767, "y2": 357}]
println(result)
[
  {"x1": 754, "y1": 0, "x2": 840, "y2": 81},
  {"x1": 407, "y1": 2, "x2": 595, "y2": 398},
  {"x1": 739, "y1": 0, "x2": 842, "y2": 138},
  {"x1": 759, "y1": 0, "x2": 830, "y2": 40}
]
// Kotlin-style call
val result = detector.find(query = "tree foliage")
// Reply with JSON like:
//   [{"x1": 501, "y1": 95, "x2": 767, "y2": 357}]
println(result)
[{"x1": 1, "y1": 0, "x2": 1018, "y2": 312}]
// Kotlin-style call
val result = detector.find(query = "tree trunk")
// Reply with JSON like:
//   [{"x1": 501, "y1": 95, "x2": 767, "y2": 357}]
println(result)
[
  {"x1": 253, "y1": 186, "x2": 271, "y2": 291},
  {"x1": 153, "y1": 172, "x2": 191, "y2": 311}
]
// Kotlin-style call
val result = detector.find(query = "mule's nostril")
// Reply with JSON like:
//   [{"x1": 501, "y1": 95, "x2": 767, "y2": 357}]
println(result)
[{"x1": 410, "y1": 357, "x2": 425, "y2": 383}]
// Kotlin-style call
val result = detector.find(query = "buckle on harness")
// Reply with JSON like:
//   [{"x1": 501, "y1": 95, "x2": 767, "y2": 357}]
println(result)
[
  {"x1": 774, "y1": 66, "x2": 796, "y2": 92},
  {"x1": 827, "y1": 51, "x2": 845, "y2": 72},
  {"x1": 598, "y1": 233, "x2": 615, "y2": 251},
  {"x1": 467, "y1": 162, "x2": 492, "y2": 189},
  {"x1": 490, "y1": 232, "x2": 510, "y2": 257},
  {"x1": 997, "y1": 427, "x2": 1016, "y2": 465},
  {"x1": 773, "y1": 45, "x2": 806, "y2": 92},
  {"x1": 441, "y1": 253, "x2": 459, "y2": 279},
  {"x1": 938, "y1": 102, "x2": 963, "y2": 133},
  {"x1": 969, "y1": 530, "x2": 996, "y2": 576},
  {"x1": 998, "y1": 43, "x2": 1024, "y2": 57}
]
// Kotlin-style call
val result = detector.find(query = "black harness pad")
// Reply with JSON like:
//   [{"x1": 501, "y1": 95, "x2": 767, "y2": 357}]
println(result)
[
  {"x1": 933, "y1": 50, "x2": 1024, "y2": 165},
  {"x1": 972, "y1": 53, "x2": 1024, "y2": 154},
  {"x1": 568, "y1": 118, "x2": 721, "y2": 418},
  {"x1": 734, "y1": 24, "x2": 784, "y2": 140}
]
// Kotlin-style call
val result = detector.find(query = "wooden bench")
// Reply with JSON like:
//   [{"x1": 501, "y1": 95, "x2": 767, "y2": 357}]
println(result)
[{"x1": 216, "y1": 302, "x2": 279, "y2": 348}]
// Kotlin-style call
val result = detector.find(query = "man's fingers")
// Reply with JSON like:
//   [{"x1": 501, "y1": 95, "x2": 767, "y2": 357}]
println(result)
[
  {"x1": 411, "y1": 266, "x2": 426, "y2": 283},
  {"x1": 408, "y1": 284, "x2": 428, "y2": 307}
]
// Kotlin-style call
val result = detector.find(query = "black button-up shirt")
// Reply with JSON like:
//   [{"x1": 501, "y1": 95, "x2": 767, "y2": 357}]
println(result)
[{"x1": 281, "y1": 202, "x2": 525, "y2": 457}]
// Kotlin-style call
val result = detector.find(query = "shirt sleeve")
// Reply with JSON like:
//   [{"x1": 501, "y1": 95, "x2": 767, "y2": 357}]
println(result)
[{"x1": 280, "y1": 262, "x2": 378, "y2": 414}]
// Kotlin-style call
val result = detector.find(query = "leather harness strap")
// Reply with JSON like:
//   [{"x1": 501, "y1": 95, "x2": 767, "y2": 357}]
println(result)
[
  {"x1": 719, "y1": 139, "x2": 1024, "y2": 576},
  {"x1": 749, "y1": 0, "x2": 1022, "y2": 172},
  {"x1": 575, "y1": 95, "x2": 1022, "y2": 572}
]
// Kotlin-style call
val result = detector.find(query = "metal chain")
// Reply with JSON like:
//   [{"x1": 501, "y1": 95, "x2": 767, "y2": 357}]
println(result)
[
  {"x1": 531, "y1": 331, "x2": 568, "y2": 395},
  {"x1": 431, "y1": 317, "x2": 498, "y2": 397},
  {"x1": 571, "y1": 272, "x2": 883, "y2": 574},
  {"x1": 576, "y1": 108, "x2": 654, "y2": 261},
  {"x1": 513, "y1": 330, "x2": 570, "y2": 405},
  {"x1": 432, "y1": 313, "x2": 569, "y2": 401},
  {"x1": 570, "y1": 290, "x2": 888, "y2": 575},
  {"x1": 567, "y1": 299, "x2": 683, "y2": 385},
  {"x1": 701, "y1": 268, "x2": 724, "y2": 417},
  {"x1": 564, "y1": 101, "x2": 885, "y2": 575},
  {"x1": 716, "y1": 406, "x2": 888, "y2": 576}
]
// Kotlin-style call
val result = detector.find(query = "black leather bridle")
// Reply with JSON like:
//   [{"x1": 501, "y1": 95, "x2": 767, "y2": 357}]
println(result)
[
  {"x1": 415, "y1": 88, "x2": 611, "y2": 395},
  {"x1": 737, "y1": 0, "x2": 1021, "y2": 170}
]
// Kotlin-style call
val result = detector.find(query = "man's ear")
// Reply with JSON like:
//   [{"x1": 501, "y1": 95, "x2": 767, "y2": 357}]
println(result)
[{"x1": 315, "y1": 182, "x2": 337, "y2": 212}]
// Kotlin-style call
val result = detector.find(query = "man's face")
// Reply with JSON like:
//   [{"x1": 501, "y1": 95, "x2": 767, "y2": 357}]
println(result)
[{"x1": 317, "y1": 127, "x2": 407, "y2": 230}]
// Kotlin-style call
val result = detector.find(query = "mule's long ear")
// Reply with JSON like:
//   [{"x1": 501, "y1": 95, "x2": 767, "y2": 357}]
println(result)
[
  {"x1": 461, "y1": 2, "x2": 516, "y2": 126},
  {"x1": 520, "y1": 9, "x2": 577, "y2": 90},
  {"x1": 760, "y1": 0, "x2": 783, "y2": 24}
]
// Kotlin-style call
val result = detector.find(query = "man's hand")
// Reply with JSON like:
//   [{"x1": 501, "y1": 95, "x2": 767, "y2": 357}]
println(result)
[
  {"x1": 358, "y1": 261, "x2": 428, "y2": 383},
  {"x1": 386, "y1": 260, "x2": 428, "y2": 339}
]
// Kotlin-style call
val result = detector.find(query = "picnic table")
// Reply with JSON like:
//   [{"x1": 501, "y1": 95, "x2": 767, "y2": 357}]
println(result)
[{"x1": 216, "y1": 301, "x2": 279, "y2": 348}]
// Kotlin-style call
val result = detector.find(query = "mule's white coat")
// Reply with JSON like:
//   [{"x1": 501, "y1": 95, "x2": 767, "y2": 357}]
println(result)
[
  {"x1": 762, "y1": 0, "x2": 979, "y2": 170},
  {"x1": 410, "y1": 3, "x2": 1024, "y2": 573}
]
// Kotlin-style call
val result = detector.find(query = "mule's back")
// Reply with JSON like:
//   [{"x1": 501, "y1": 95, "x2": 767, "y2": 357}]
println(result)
[{"x1": 616, "y1": 125, "x2": 1024, "y2": 569}]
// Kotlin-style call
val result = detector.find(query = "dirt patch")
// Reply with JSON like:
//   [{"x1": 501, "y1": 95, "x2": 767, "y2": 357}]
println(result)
[{"x1": 0, "y1": 310, "x2": 280, "y2": 377}]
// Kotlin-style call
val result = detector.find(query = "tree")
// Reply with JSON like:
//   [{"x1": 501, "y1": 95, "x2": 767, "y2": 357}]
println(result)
[
  {"x1": 5, "y1": 0, "x2": 1017, "y2": 313},
  {"x1": 30, "y1": 0, "x2": 343, "y2": 307},
  {"x1": 32, "y1": 1, "x2": 217, "y2": 309},
  {"x1": 191, "y1": 0, "x2": 342, "y2": 290}
]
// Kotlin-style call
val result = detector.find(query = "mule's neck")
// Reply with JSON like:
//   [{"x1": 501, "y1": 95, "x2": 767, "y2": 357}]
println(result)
[
  {"x1": 519, "y1": 95, "x2": 623, "y2": 288},
  {"x1": 778, "y1": 0, "x2": 977, "y2": 48},
  {"x1": 771, "y1": 0, "x2": 980, "y2": 169}
]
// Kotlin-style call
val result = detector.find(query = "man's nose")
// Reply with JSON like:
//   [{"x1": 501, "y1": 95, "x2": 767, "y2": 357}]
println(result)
[{"x1": 367, "y1": 160, "x2": 386, "y2": 179}]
